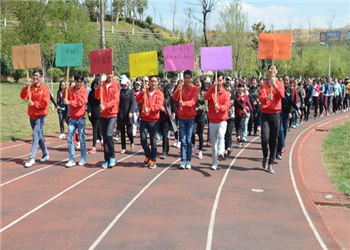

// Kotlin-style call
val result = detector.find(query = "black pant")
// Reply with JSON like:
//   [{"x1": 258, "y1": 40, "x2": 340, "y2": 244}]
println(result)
[
  {"x1": 225, "y1": 118, "x2": 235, "y2": 150},
  {"x1": 140, "y1": 120, "x2": 158, "y2": 161},
  {"x1": 89, "y1": 116, "x2": 101, "y2": 147},
  {"x1": 305, "y1": 102, "x2": 311, "y2": 120},
  {"x1": 261, "y1": 113, "x2": 280, "y2": 165},
  {"x1": 58, "y1": 111, "x2": 66, "y2": 133},
  {"x1": 235, "y1": 115, "x2": 246, "y2": 139},
  {"x1": 312, "y1": 96, "x2": 319, "y2": 117},
  {"x1": 319, "y1": 95, "x2": 324, "y2": 115},
  {"x1": 192, "y1": 116, "x2": 205, "y2": 151},
  {"x1": 101, "y1": 117, "x2": 117, "y2": 161},
  {"x1": 159, "y1": 118, "x2": 170, "y2": 154},
  {"x1": 118, "y1": 119, "x2": 133, "y2": 149}
]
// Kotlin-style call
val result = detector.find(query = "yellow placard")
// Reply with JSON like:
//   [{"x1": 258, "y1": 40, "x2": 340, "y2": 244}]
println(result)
[
  {"x1": 129, "y1": 51, "x2": 158, "y2": 78},
  {"x1": 12, "y1": 44, "x2": 42, "y2": 70}
]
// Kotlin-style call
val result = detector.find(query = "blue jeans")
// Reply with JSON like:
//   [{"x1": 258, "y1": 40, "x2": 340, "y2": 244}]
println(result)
[
  {"x1": 68, "y1": 118, "x2": 86, "y2": 163},
  {"x1": 277, "y1": 112, "x2": 289, "y2": 155},
  {"x1": 140, "y1": 120, "x2": 158, "y2": 161},
  {"x1": 179, "y1": 119, "x2": 194, "y2": 164},
  {"x1": 29, "y1": 117, "x2": 48, "y2": 159}
]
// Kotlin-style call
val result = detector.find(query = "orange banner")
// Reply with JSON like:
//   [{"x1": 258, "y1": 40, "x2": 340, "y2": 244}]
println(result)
[
  {"x1": 258, "y1": 33, "x2": 292, "y2": 60},
  {"x1": 12, "y1": 44, "x2": 42, "y2": 69}
]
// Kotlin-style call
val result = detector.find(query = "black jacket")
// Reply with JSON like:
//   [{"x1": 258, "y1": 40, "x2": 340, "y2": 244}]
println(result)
[
  {"x1": 118, "y1": 88, "x2": 135, "y2": 125},
  {"x1": 88, "y1": 89, "x2": 101, "y2": 119},
  {"x1": 57, "y1": 90, "x2": 67, "y2": 113}
]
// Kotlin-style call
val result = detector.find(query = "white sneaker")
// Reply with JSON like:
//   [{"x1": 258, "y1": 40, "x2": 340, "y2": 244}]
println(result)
[
  {"x1": 59, "y1": 133, "x2": 65, "y2": 139},
  {"x1": 76, "y1": 142, "x2": 81, "y2": 149},
  {"x1": 40, "y1": 154, "x2": 49, "y2": 162},
  {"x1": 176, "y1": 141, "x2": 181, "y2": 148},
  {"x1": 179, "y1": 164, "x2": 185, "y2": 169},
  {"x1": 185, "y1": 163, "x2": 191, "y2": 169},
  {"x1": 65, "y1": 161, "x2": 76, "y2": 168},
  {"x1": 24, "y1": 159, "x2": 35, "y2": 168},
  {"x1": 211, "y1": 164, "x2": 218, "y2": 170},
  {"x1": 96, "y1": 139, "x2": 100, "y2": 143},
  {"x1": 173, "y1": 139, "x2": 178, "y2": 147},
  {"x1": 78, "y1": 161, "x2": 86, "y2": 166}
]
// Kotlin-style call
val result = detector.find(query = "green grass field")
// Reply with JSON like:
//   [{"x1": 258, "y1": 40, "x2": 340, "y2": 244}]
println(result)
[
  {"x1": 321, "y1": 121, "x2": 350, "y2": 195},
  {"x1": 0, "y1": 82, "x2": 91, "y2": 142}
]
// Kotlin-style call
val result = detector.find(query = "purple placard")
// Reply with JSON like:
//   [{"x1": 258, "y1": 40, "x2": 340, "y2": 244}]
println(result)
[
  {"x1": 200, "y1": 46, "x2": 232, "y2": 71},
  {"x1": 163, "y1": 43, "x2": 195, "y2": 72}
]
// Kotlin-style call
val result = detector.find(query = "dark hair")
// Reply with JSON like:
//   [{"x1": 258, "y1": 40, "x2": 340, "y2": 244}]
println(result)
[
  {"x1": 74, "y1": 72, "x2": 84, "y2": 82},
  {"x1": 149, "y1": 75, "x2": 158, "y2": 81},
  {"x1": 90, "y1": 77, "x2": 99, "y2": 91},
  {"x1": 184, "y1": 70, "x2": 192, "y2": 77},
  {"x1": 161, "y1": 80, "x2": 172, "y2": 100},
  {"x1": 33, "y1": 69, "x2": 43, "y2": 77},
  {"x1": 59, "y1": 80, "x2": 65, "y2": 91},
  {"x1": 268, "y1": 64, "x2": 278, "y2": 70},
  {"x1": 217, "y1": 71, "x2": 224, "y2": 80}
]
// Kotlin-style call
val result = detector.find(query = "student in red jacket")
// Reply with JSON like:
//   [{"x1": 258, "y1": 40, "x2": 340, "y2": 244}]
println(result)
[
  {"x1": 173, "y1": 70, "x2": 198, "y2": 169},
  {"x1": 136, "y1": 75, "x2": 164, "y2": 169},
  {"x1": 63, "y1": 72, "x2": 88, "y2": 167},
  {"x1": 204, "y1": 72, "x2": 230, "y2": 170},
  {"x1": 259, "y1": 64, "x2": 285, "y2": 174},
  {"x1": 95, "y1": 67, "x2": 120, "y2": 168},
  {"x1": 20, "y1": 69, "x2": 50, "y2": 168}
]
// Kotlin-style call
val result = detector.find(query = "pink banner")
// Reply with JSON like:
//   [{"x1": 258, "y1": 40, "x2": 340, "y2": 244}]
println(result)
[
  {"x1": 200, "y1": 46, "x2": 232, "y2": 71},
  {"x1": 163, "y1": 43, "x2": 195, "y2": 72}
]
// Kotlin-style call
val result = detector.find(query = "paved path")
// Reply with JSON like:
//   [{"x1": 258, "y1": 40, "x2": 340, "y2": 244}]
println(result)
[{"x1": 1, "y1": 114, "x2": 349, "y2": 250}]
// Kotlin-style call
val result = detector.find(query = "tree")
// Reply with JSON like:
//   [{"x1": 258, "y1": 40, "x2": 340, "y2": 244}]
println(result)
[
  {"x1": 112, "y1": 0, "x2": 125, "y2": 26},
  {"x1": 171, "y1": 0, "x2": 177, "y2": 32},
  {"x1": 100, "y1": 0, "x2": 106, "y2": 49},
  {"x1": 200, "y1": 0, "x2": 219, "y2": 47},
  {"x1": 135, "y1": 0, "x2": 147, "y2": 20},
  {"x1": 251, "y1": 21, "x2": 270, "y2": 76},
  {"x1": 83, "y1": 0, "x2": 99, "y2": 21},
  {"x1": 217, "y1": 0, "x2": 249, "y2": 77}
]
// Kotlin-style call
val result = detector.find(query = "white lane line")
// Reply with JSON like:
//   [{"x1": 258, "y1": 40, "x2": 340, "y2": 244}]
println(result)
[
  {"x1": 1, "y1": 136, "x2": 92, "y2": 163},
  {"x1": 0, "y1": 136, "x2": 57, "y2": 151},
  {"x1": 88, "y1": 157, "x2": 181, "y2": 250},
  {"x1": 0, "y1": 150, "x2": 142, "y2": 233},
  {"x1": 288, "y1": 120, "x2": 330, "y2": 250},
  {"x1": 206, "y1": 136, "x2": 259, "y2": 250}
]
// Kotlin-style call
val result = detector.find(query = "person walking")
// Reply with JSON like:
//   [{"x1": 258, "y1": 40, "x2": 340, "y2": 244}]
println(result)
[
  {"x1": 173, "y1": 70, "x2": 198, "y2": 170},
  {"x1": 20, "y1": 69, "x2": 50, "y2": 168},
  {"x1": 57, "y1": 80, "x2": 68, "y2": 139},
  {"x1": 63, "y1": 72, "x2": 88, "y2": 167},
  {"x1": 136, "y1": 75, "x2": 164, "y2": 169},
  {"x1": 95, "y1": 67, "x2": 120, "y2": 168},
  {"x1": 117, "y1": 75, "x2": 135, "y2": 154},
  {"x1": 204, "y1": 72, "x2": 230, "y2": 170},
  {"x1": 259, "y1": 65, "x2": 285, "y2": 174},
  {"x1": 87, "y1": 78, "x2": 102, "y2": 154}
]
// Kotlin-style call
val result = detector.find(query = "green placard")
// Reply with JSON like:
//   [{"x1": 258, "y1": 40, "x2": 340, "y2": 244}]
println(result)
[{"x1": 55, "y1": 43, "x2": 83, "y2": 67}]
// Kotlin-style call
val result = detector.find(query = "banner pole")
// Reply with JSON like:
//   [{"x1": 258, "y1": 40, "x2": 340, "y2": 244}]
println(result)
[
  {"x1": 26, "y1": 69, "x2": 31, "y2": 101},
  {"x1": 100, "y1": 74, "x2": 103, "y2": 105},
  {"x1": 215, "y1": 71, "x2": 218, "y2": 104},
  {"x1": 65, "y1": 67, "x2": 70, "y2": 101},
  {"x1": 143, "y1": 78, "x2": 147, "y2": 114},
  {"x1": 180, "y1": 71, "x2": 183, "y2": 110},
  {"x1": 270, "y1": 59, "x2": 274, "y2": 96}
]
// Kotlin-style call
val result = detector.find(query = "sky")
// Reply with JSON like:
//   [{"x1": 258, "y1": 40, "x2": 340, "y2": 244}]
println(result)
[{"x1": 142, "y1": 0, "x2": 350, "y2": 33}]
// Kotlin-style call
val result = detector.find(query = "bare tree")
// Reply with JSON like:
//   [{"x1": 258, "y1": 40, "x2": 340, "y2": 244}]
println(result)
[
  {"x1": 171, "y1": 0, "x2": 177, "y2": 31},
  {"x1": 201, "y1": 0, "x2": 219, "y2": 47},
  {"x1": 112, "y1": 0, "x2": 125, "y2": 27},
  {"x1": 100, "y1": 0, "x2": 105, "y2": 49}
]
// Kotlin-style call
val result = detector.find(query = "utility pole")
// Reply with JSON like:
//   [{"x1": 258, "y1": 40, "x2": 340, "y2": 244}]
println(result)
[{"x1": 100, "y1": 0, "x2": 106, "y2": 49}]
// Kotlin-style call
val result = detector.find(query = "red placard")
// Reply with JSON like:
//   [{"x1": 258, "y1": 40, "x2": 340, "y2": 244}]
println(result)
[
  {"x1": 90, "y1": 48, "x2": 113, "y2": 75},
  {"x1": 258, "y1": 33, "x2": 292, "y2": 60}
]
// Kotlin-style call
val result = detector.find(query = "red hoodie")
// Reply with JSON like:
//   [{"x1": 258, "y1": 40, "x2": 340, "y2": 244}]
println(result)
[
  {"x1": 94, "y1": 80, "x2": 120, "y2": 118},
  {"x1": 20, "y1": 83, "x2": 50, "y2": 120},
  {"x1": 63, "y1": 86, "x2": 88, "y2": 120},
  {"x1": 136, "y1": 88, "x2": 164, "y2": 122},
  {"x1": 259, "y1": 80, "x2": 285, "y2": 114},
  {"x1": 204, "y1": 86, "x2": 230, "y2": 123},
  {"x1": 173, "y1": 84, "x2": 198, "y2": 119}
]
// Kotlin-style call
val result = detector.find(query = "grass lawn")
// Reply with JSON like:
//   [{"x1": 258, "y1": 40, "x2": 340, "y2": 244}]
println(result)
[
  {"x1": 321, "y1": 121, "x2": 350, "y2": 195},
  {"x1": 0, "y1": 82, "x2": 91, "y2": 143}
]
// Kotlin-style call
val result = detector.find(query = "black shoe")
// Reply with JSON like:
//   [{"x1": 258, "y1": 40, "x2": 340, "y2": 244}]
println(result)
[
  {"x1": 218, "y1": 154, "x2": 225, "y2": 161},
  {"x1": 262, "y1": 157, "x2": 267, "y2": 170},
  {"x1": 276, "y1": 154, "x2": 282, "y2": 160},
  {"x1": 254, "y1": 132, "x2": 258, "y2": 136}
]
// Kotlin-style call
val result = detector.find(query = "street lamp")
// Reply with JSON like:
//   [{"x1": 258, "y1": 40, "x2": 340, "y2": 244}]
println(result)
[{"x1": 320, "y1": 42, "x2": 332, "y2": 77}]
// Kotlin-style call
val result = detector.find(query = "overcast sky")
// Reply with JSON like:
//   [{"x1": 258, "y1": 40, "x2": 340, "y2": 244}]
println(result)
[{"x1": 142, "y1": 0, "x2": 349, "y2": 32}]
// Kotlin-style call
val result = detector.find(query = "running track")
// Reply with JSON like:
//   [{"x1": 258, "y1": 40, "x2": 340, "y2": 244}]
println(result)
[{"x1": 1, "y1": 114, "x2": 348, "y2": 249}]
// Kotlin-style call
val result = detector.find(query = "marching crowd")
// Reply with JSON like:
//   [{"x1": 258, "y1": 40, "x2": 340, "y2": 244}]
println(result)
[{"x1": 20, "y1": 66, "x2": 350, "y2": 174}]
